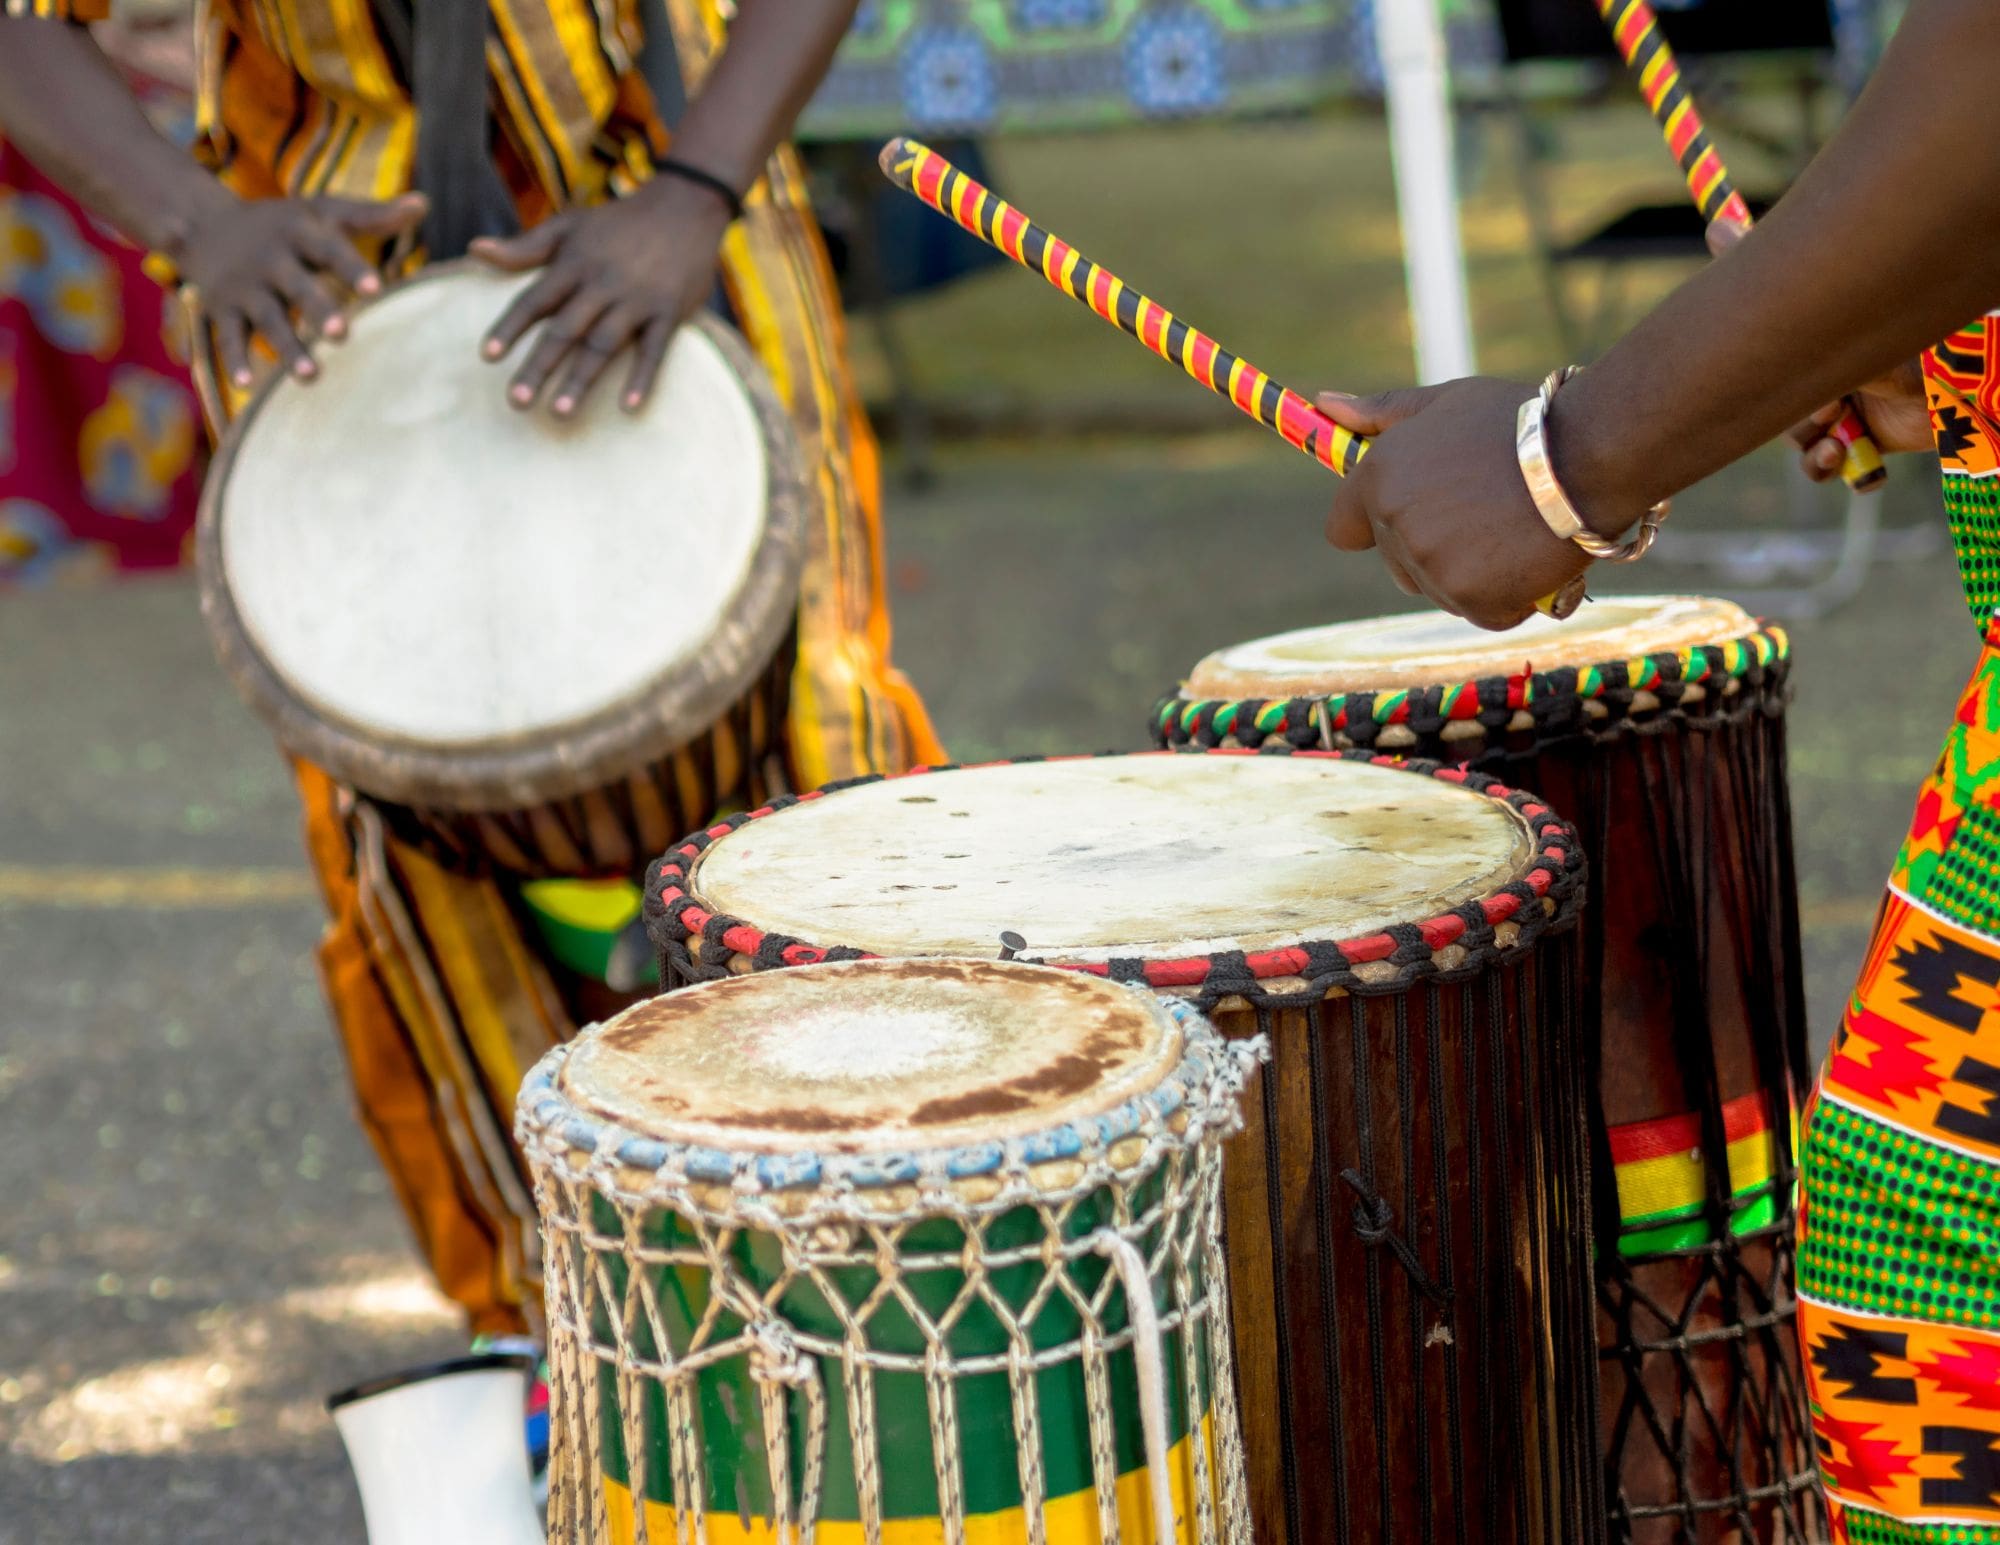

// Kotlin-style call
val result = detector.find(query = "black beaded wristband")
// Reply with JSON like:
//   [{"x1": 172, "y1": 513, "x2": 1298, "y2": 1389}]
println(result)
[{"x1": 655, "y1": 157, "x2": 744, "y2": 221}]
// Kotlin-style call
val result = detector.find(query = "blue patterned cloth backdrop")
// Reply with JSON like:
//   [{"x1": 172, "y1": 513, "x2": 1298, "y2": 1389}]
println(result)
[{"x1": 796, "y1": 0, "x2": 1876, "y2": 140}]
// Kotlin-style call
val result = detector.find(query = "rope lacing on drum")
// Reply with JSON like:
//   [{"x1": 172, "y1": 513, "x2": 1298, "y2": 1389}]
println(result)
[
  {"x1": 1339, "y1": 1168, "x2": 1452, "y2": 1308},
  {"x1": 1152, "y1": 626, "x2": 1791, "y2": 755},
  {"x1": 644, "y1": 748, "x2": 1589, "y2": 1009},
  {"x1": 746, "y1": 1321, "x2": 815, "y2": 1388}
]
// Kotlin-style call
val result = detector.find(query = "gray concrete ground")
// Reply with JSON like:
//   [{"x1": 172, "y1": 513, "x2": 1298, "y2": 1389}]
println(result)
[{"x1": 0, "y1": 432, "x2": 1980, "y2": 1540}]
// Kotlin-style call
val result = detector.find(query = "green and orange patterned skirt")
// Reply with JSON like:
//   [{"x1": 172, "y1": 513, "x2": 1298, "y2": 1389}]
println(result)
[{"x1": 1799, "y1": 318, "x2": 2000, "y2": 1544}]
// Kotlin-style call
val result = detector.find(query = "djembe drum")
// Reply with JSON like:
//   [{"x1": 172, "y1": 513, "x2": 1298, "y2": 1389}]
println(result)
[
  {"x1": 643, "y1": 748, "x2": 1596, "y2": 1544},
  {"x1": 197, "y1": 266, "x2": 804, "y2": 879},
  {"x1": 516, "y1": 957, "x2": 1261, "y2": 1542},
  {"x1": 1154, "y1": 597, "x2": 1818, "y2": 1542}
]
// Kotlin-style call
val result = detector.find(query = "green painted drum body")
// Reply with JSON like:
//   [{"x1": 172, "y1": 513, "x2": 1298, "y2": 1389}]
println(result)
[{"x1": 517, "y1": 959, "x2": 1261, "y2": 1544}]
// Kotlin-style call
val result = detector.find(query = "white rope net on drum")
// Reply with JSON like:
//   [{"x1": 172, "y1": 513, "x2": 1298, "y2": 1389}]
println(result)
[{"x1": 518, "y1": 999, "x2": 1264, "y2": 1545}]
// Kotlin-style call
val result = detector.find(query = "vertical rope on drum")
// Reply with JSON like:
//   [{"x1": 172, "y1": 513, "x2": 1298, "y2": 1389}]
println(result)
[
  {"x1": 1459, "y1": 975, "x2": 1501, "y2": 1536},
  {"x1": 797, "y1": 1334, "x2": 829, "y2": 1542},
  {"x1": 1424, "y1": 984, "x2": 1470, "y2": 1545},
  {"x1": 1167, "y1": 1153, "x2": 1218, "y2": 1545},
  {"x1": 757, "y1": 1361, "x2": 799, "y2": 1545},
  {"x1": 603, "y1": 768, "x2": 646, "y2": 875},
  {"x1": 1513, "y1": 944, "x2": 1560, "y2": 1545},
  {"x1": 1094, "y1": 1230, "x2": 1179, "y2": 1545},
  {"x1": 1762, "y1": 701, "x2": 1826, "y2": 1545},
  {"x1": 1555, "y1": 928, "x2": 1608, "y2": 1537},
  {"x1": 1643, "y1": 719, "x2": 1761, "y2": 1529},
  {"x1": 1396, "y1": 991, "x2": 1437, "y2": 1545},
  {"x1": 1200, "y1": 1160, "x2": 1254, "y2": 1545},
  {"x1": 1350, "y1": 989, "x2": 1394, "y2": 1536},
  {"x1": 580, "y1": 1204, "x2": 621, "y2": 1545},
  {"x1": 1556, "y1": 748, "x2": 1637, "y2": 1541},
  {"x1": 1079, "y1": 1308, "x2": 1123, "y2": 1544},
  {"x1": 746, "y1": 1321, "x2": 820, "y2": 1545},
  {"x1": 1714, "y1": 711, "x2": 1803, "y2": 1535},
  {"x1": 1736, "y1": 708, "x2": 1824, "y2": 1544},
  {"x1": 1761, "y1": 708, "x2": 1814, "y2": 1141},
  {"x1": 1006, "y1": 1317, "x2": 1049, "y2": 1545},
  {"x1": 840, "y1": 1333, "x2": 885, "y2": 1543},
  {"x1": 1302, "y1": 998, "x2": 1354, "y2": 1542},
  {"x1": 922, "y1": 1342, "x2": 970, "y2": 1542},
  {"x1": 1487, "y1": 968, "x2": 1532, "y2": 1545},
  {"x1": 1257, "y1": 1003, "x2": 1306, "y2": 1545},
  {"x1": 666, "y1": 1346, "x2": 710, "y2": 1545},
  {"x1": 541, "y1": 1172, "x2": 588, "y2": 1542}
]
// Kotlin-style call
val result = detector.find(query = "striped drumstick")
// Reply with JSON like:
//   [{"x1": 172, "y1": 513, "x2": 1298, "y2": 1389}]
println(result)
[
  {"x1": 879, "y1": 137, "x2": 1362, "y2": 477},
  {"x1": 878, "y1": 137, "x2": 1587, "y2": 619},
  {"x1": 1597, "y1": 0, "x2": 1887, "y2": 492}
]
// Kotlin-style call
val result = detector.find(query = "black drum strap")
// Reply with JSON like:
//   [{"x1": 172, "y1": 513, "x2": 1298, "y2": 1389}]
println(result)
[
  {"x1": 411, "y1": 0, "x2": 521, "y2": 258},
  {"x1": 363, "y1": 0, "x2": 520, "y2": 258},
  {"x1": 634, "y1": 0, "x2": 690, "y2": 132}
]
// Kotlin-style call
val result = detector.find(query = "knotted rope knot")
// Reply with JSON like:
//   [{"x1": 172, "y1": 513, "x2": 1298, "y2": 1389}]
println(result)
[
  {"x1": 747, "y1": 1321, "x2": 815, "y2": 1388},
  {"x1": 1347, "y1": 1185, "x2": 1394, "y2": 1245},
  {"x1": 1339, "y1": 1169, "x2": 1454, "y2": 1309}
]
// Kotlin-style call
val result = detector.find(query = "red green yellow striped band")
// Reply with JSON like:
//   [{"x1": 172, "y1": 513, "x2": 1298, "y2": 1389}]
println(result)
[{"x1": 1609, "y1": 1090, "x2": 1786, "y2": 1257}]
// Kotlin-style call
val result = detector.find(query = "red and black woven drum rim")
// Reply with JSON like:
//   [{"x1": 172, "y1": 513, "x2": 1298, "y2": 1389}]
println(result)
[
  {"x1": 1151, "y1": 622, "x2": 1790, "y2": 754},
  {"x1": 642, "y1": 747, "x2": 1586, "y2": 1006}
]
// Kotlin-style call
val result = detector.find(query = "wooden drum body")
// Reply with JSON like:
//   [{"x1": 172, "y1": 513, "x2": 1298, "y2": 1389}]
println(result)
[
  {"x1": 642, "y1": 749, "x2": 1596, "y2": 1544},
  {"x1": 517, "y1": 958, "x2": 1259, "y2": 1543},
  {"x1": 198, "y1": 267, "x2": 806, "y2": 879},
  {"x1": 1157, "y1": 597, "x2": 1819, "y2": 1542}
]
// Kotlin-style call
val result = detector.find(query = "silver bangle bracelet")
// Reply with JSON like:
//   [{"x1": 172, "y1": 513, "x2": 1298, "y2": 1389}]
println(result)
[{"x1": 1515, "y1": 366, "x2": 1669, "y2": 563}]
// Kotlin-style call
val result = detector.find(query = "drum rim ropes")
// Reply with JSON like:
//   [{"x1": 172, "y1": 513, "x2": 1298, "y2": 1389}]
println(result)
[
  {"x1": 643, "y1": 747, "x2": 1600, "y2": 1545},
  {"x1": 515, "y1": 956, "x2": 1263, "y2": 1543},
  {"x1": 196, "y1": 262, "x2": 806, "y2": 840},
  {"x1": 1153, "y1": 595, "x2": 1788, "y2": 762},
  {"x1": 643, "y1": 749, "x2": 1584, "y2": 992}
]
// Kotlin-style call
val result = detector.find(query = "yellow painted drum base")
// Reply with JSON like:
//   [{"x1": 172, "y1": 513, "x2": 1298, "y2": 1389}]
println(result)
[{"x1": 604, "y1": 1422, "x2": 1217, "y2": 1545}]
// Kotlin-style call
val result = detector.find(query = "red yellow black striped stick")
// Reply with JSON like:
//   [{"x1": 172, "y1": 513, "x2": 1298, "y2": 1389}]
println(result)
[
  {"x1": 880, "y1": 137, "x2": 1362, "y2": 477},
  {"x1": 1597, "y1": 0, "x2": 1887, "y2": 492},
  {"x1": 879, "y1": 136, "x2": 1588, "y2": 618}
]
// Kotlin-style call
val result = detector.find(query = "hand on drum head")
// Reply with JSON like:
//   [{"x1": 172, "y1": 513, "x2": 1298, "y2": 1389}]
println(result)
[
  {"x1": 470, "y1": 176, "x2": 731, "y2": 418},
  {"x1": 175, "y1": 192, "x2": 428, "y2": 389},
  {"x1": 1317, "y1": 381, "x2": 1597, "y2": 632},
  {"x1": 1705, "y1": 216, "x2": 1935, "y2": 482}
]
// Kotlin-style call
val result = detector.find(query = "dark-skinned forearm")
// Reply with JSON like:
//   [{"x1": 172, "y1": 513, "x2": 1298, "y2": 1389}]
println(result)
[
  {"x1": 1555, "y1": 0, "x2": 2000, "y2": 531},
  {"x1": 0, "y1": 15, "x2": 230, "y2": 257},
  {"x1": 660, "y1": 0, "x2": 858, "y2": 196}
]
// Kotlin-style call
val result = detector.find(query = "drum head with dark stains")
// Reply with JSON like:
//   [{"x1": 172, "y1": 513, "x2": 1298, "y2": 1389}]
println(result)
[
  {"x1": 558, "y1": 958, "x2": 1183, "y2": 1153},
  {"x1": 685, "y1": 753, "x2": 1536, "y2": 963}
]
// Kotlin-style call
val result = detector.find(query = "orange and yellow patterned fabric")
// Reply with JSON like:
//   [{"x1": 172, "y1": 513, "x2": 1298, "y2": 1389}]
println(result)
[
  {"x1": 4, "y1": 0, "x2": 939, "y2": 1331},
  {"x1": 8, "y1": 0, "x2": 663, "y2": 221},
  {"x1": 1799, "y1": 314, "x2": 2000, "y2": 1544}
]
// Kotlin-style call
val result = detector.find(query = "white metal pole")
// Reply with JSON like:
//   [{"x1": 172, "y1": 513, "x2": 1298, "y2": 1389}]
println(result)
[{"x1": 1374, "y1": 0, "x2": 1479, "y2": 383}]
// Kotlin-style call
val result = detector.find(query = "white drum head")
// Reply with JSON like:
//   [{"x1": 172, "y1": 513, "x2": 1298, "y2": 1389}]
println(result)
[
  {"x1": 200, "y1": 267, "x2": 803, "y2": 808},
  {"x1": 688, "y1": 754, "x2": 1535, "y2": 962},
  {"x1": 1185, "y1": 594, "x2": 1755, "y2": 699},
  {"x1": 559, "y1": 958, "x2": 1185, "y2": 1153}
]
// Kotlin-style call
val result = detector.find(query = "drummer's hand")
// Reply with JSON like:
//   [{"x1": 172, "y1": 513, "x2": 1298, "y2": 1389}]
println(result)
[
  {"x1": 470, "y1": 176, "x2": 729, "y2": 417},
  {"x1": 171, "y1": 190, "x2": 428, "y2": 388},
  {"x1": 1705, "y1": 215, "x2": 1933, "y2": 480},
  {"x1": 1318, "y1": 381, "x2": 1594, "y2": 632}
]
